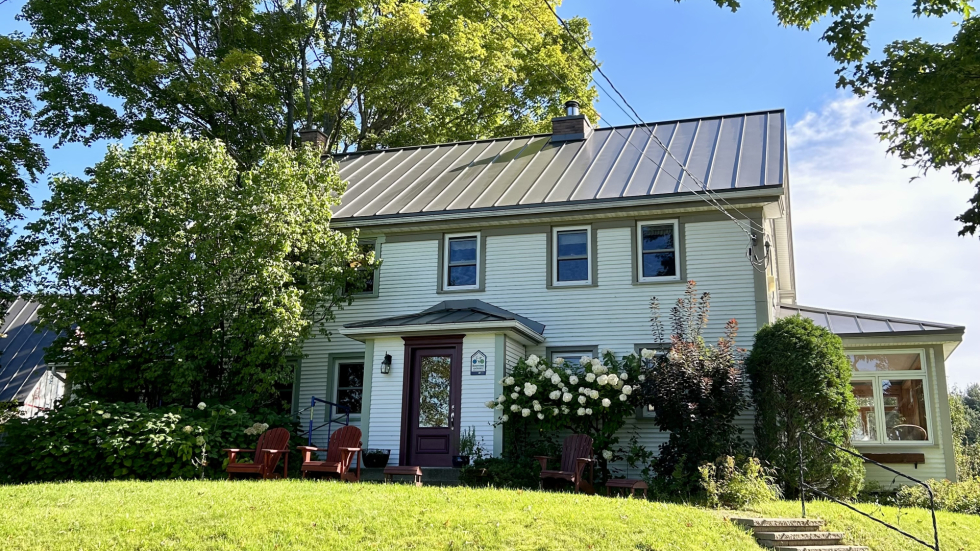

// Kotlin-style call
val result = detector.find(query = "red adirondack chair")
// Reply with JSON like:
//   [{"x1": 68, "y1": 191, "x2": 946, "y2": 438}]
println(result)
[
  {"x1": 535, "y1": 434, "x2": 595, "y2": 494},
  {"x1": 297, "y1": 425, "x2": 363, "y2": 481},
  {"x1": 224, "y1": 427, "x2": 291, "y2": 479}
]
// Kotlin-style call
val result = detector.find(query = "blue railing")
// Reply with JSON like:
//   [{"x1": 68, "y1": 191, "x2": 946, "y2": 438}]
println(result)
[{"x1": 296, "y1": 396, "x2": 351, "y2": 447}]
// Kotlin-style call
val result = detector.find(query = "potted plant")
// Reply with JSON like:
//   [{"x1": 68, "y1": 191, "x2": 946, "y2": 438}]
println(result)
[
  {"x1": 453, "y1": 427, "x2": 482, "y2": 468},
  {"x1": 362, "y1": 448, "x2": 391, "y2": 468}
]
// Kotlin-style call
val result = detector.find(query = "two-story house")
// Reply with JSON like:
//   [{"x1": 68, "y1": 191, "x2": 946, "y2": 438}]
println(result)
[{"x1": 297, "y1": 103, "x2": 964, "y2": 486}]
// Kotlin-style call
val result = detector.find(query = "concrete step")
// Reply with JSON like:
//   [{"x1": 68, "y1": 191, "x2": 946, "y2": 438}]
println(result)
[
  {"x1": 770, "y1": 546, "x2": 869, "y2": 551},
  {"x1": 358, "y1": 467, "x2": 462, "y2": 486},
  {"x1": 731, "y1": 518, "x2": 826, "y2": 533},
  {"x1": 755, "y1": 532, "x2": 845, "y2": 548}
]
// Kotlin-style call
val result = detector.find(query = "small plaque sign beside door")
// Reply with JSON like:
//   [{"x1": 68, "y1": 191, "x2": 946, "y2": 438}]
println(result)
[{"x1": 470, "y1": 351, "x2": 487, "y2": 375}]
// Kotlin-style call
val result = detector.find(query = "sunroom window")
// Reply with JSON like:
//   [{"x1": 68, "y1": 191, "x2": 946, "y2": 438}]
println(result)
[
  {"x1": 637, "y1": 221, "x2": 679, "y2": 281},
  {"x1": 848, "y1": 351, "x2": 930, "y2": 444},
  {"x1": 553, "y1": 227, "x2": 591, "y2": 285},
  {"x1": 445, "y1": 234, "x2": 479, "y2": 289}
]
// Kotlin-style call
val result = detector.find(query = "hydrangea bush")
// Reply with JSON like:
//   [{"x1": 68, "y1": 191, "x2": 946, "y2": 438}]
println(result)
[
  {"x1": 486, "y1": 350, "x2": 645, "y2": 481},
  {"x1": 1, "y1": 401, "x2": 299, "y2": 482}
]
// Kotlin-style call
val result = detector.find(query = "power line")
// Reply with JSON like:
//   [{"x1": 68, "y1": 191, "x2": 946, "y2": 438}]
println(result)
[{"x1": 540, "y1": 0, "x2": 768, "y2": 237}]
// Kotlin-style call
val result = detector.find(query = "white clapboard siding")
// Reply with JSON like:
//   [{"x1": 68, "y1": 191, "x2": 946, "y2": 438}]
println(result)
[
  {"x1": 461, "y1": 334, "x2": 497, "y2": 458},
  {"x1": 302, "y1": 221, "x2": 761, "y2": 456}
]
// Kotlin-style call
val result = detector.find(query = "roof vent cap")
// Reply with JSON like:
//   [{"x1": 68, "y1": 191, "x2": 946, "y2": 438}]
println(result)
[{"x1": 565, "y1": 100, "x2": 580, "y2": 116}]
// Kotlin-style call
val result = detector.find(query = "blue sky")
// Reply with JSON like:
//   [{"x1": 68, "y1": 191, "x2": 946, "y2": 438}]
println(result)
[{"x1": 4, "y1": 0, "x2": 978, "y2": 386}]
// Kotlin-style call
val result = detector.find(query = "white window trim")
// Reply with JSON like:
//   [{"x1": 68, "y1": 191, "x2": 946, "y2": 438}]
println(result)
[
  {"x1": 333, "y1": 358, "x2": 365, "y2": 418},
  {"x1": 552, "y1": 225, "x2": 592, "y2": 286},
  {"x1": 443, "y1": 232, "x2": 480, "y2": 290},
  {"x1": 636, "y1": 220, "x2": 680, "y2": 282},
  {"x1": 848, "y1": 348, "x2": 934, "y2": 446}
]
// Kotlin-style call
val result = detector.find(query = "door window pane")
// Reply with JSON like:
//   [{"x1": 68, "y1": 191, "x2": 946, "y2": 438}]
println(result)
[
  {"x1": 882, "y1": 379, "x2": 929, "y2": 441},
  {"x1": 419, "y1": 355, "x2": 451, "y2": 428},
  {"x1": 336, "y1": 362, "x2": 364, "y2": 414},
  {"x1": 851, "y1": 381, "x2": 877, "y2": 441},
  {"x1": 556, "y1": 229, "x2": 589, "y2": 282},
  {"x1": 848, "y1": 353, "x2": 922, "y2": 372},
  {"x1": 446, "y1": 236, "x2": 477, "y2": 288}
]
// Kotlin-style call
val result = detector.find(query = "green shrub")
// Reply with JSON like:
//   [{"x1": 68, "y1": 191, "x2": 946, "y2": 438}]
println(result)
[
  {"x1": 459, "y1": 456, "x2": 541, "y2": 489},
  {"x1": 895, "y1": 478, "x2": 980, "y2": 514},
  {"x1": 699, "y1": 455, "x2": 781, "y2": 509},
  {"x1": 745, "y1": 315, "x2": 864, "y2": 499},
  {"x1": 1, "y1": 400, "x2": 300, "y2": 482}
]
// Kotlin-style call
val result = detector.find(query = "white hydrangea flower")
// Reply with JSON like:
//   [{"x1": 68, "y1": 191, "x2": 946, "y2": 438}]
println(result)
[
  {"x1": 602, "y1": 450, "x2": 613, "y2": 460},
  {"x1": 561, "y1": 406, "x2": 570, "y2": 414},
  {"x1": 607, "y1": 374, "x2": 619, "y2": 386},
  {"x1": 526, "y1": 354, "x2": 540, "y2": 367},
  {"x1": 543, "y1": 369, "x2": 554, "y2": 379},
  {"x1": 550, "y1": 374, "x2": 562, "y2": 385},
  {"x1": 579, "y1": 356, "x2": 591, "y2": 368},
  {"x1": 549, "y1": 390, "x2": 561, "y2": 400},
  {"x1": 102, "y1": 413, "x2": 111, "y2": 419},
  {"x1": 485, "y1": 400, "x2": 496, "y2": 409},
  {"x1": 577, "y1": 395, "x2": 587, "y2": 405},
  {"x1": 195, "y1": 436, "x2": 206, "y2": 446},
  {"x1": 597, "y1": 374, "x2": 608, "y2": 386},
  {"x1": 620, "y1": 373, "x2": 628, "y2": 381},
  {"x1": 511, "y1": 392, "x2": 519, "y2": 400},
  {"x1": 641, "y1": 348, "x2": 656, "y2": 360},
  {"x1": 523, "y1": 383, "x2": 537, "y2": 397},
  {"x1": 554, "y1": 357, "x2": 565, "y2": 366},
  {"x1": 590, "y1": 358, "x2": 602, "y2": 369},
  {"x1": 533, "y1": 403, "x2": 542, "y2": 412},
  {"x1": 501, "y1": 414, "x2": 509, "y2": 422},
  {"x1": 622, "y1": 385, "x2": 633, "y2": 395},
  {"x1": 562, "y1": 393, "x2": 573, "y2": 403},
  {"x1": 553, "y1": 408, "x2": 560, "y2": 416},
  {"x1": 514, "y1": 385, "x2": 521, "y2": 392},
  {"x1": 510, "y1": 404, "x2": 521, "y2": 412},
  {"x1": 577, "y1": 407, "x2": 586, "y2": 416},
  {"x1": 578, "y1": 387, "x2": 586, "y2": 394},
  {"x1": 585, "y1": 373, "x2": 596, "y2": 383},
  {"x1": 504, "y1": 376, "x2": 515, "y2": 386},
  {"x1": 561, "y1": 386, "x2": 569, "y2": 392},
  {"x1": 638, "y1": 374, "x2": 646, "y2": 382},
  {"x1": 197, "y1": 402, "x2": 207, "y2": 410},
  {"x1": 601, "y1": 398, "x2": 611, "y2": 407},
  {"x1": 568, "y1": 375, "x2": 579, "y2": 385},
  {"x1": 229, "y1": 409, "x2": 236, "y2": 415},
  {"x1": 183, "y1": 425, "x2": 193, "y2": 433},
  {"x1": 529, "y1": 366, "x2": 539, "y2": 374},
  {"x1": 497, "y1": 394, "x2": 507, "y2": 403},
  {"x1": 537, "y1": 413, "x2": 545, "y2": 420},
  {"x1": 495, "y1": 404, "x2": 504, "y2": 411},
  {"x1": 585, "y1": 408, "x2": 593, "y2": 415},
  {"x1": 521, "y1": 408, "x2": 531, "y2": 417},
  {"x1": 590, "y1": 390, "x2": 600, "y2": 400},
  {"x1": 619, "y1": 394, "x2": 628, "y2": 401}
]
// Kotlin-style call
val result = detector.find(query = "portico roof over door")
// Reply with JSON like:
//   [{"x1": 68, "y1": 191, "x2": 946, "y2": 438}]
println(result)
[{"x1": 340, "y1": 299, "x2": 545, "y2": 346}]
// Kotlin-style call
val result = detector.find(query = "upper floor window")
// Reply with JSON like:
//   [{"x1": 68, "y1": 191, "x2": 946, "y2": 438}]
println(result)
[
  {"x1": 553, "y1": 226, "x2": 591, "y2": 285},
  {"x1": 347, "y1": 239, "x2": 378, "y2": 296},
  {"x1": 848, "y1": 350, "x2": 930, "y2": 444},
  {"x1": 637, "y1": 221, "x2": 679, "y2": 281},
  {"x1": 445, "y1": 233, "x2": 479, "y2": 289}
]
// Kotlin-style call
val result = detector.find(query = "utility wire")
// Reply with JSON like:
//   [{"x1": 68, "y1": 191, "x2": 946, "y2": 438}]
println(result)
[{"x1": 540, "y1": 0, "x2": 767, "y2": 237}]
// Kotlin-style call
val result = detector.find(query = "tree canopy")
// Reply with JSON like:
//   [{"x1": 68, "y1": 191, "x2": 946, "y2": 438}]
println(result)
[
  {"x1": 698, "y1": 1, "x2": 980, "y2": 237},
  {"x1": 23, "y1": 0, "x2": 598, "y2": 166},
  {"x1": 10, "y1": 132, "x2": 370, "y2": 406}
]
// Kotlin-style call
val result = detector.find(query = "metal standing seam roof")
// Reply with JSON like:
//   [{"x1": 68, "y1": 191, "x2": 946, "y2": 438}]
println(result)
[
  {"x1": 0, "y1": 299, "x2": 60, "y2": 403},
  {"x1": 777, "y1": 305, "x2": 964, "y2": 337},
  {"x1": 331, "y1": 109, "x2": 786, "y2": 221},
  {"x1": 343, "y1": 299, "x2": 546, "y2": 336}
]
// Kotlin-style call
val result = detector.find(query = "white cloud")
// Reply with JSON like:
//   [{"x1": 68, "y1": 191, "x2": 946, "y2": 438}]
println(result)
[{"x1": 789, "y1": 95, "x2": 980, "y2": 389}]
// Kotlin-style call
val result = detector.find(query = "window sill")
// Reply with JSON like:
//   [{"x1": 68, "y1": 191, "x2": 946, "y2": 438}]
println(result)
[
  {"x1": 547, "y1": 282, "x2": 596, "y2": 289},
  {"x1": 437, "y1": 287, "x2": 485, "y2": 294},
  {"x1": 851, "y1": 441, "x2": 938, "y2": 449},
  {"x1": 633, "y1": 278, "x2": 682, "y2": 286}
]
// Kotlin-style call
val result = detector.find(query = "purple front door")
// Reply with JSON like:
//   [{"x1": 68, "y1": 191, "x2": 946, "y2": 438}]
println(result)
[{"x1": 403, "y1": 343, "x2": 462, "y2": 467}]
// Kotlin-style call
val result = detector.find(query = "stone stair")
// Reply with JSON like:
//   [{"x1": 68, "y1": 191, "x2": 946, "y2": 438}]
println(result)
[{"x1": 731, "y1": 518, "x2": 869, "y2": 551}]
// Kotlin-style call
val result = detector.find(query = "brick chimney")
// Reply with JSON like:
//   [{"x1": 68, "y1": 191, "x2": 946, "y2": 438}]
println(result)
[
  {"x1": 298, "y1": 129, "x2": 328, "y2": 152},
  {"x1": 551, "y1": 100, "x2": 593, "y2": 143}
]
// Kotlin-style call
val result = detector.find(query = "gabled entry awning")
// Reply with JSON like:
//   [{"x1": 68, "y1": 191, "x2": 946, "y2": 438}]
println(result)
[{"x1": 340, "y1": 300, "x2": 545, "y2": 345}]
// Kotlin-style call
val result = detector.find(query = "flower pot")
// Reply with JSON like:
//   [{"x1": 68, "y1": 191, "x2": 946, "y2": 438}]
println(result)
[
  {"x1": 362, "y1": 449, "x2": 391, "y2": 468},
  {"x1": 452, "y1": 455, "x2": 470, "y2": 468}
]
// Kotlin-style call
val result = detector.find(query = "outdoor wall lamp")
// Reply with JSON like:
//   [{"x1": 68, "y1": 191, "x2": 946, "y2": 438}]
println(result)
[{"x1": 380, "y1": 352, "x2": 392, "y2": 375}]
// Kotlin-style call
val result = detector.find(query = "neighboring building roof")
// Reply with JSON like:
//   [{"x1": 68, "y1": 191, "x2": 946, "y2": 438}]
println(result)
[
  {"x1": 0, "y1": 299, "x2": 59, "y2": 403},
  {"x1": 777, "y1": 305, "x2": 965, "y2": 337},
  {"x1": 332, "y1": 109, "x2": 786, "y2": 222}
]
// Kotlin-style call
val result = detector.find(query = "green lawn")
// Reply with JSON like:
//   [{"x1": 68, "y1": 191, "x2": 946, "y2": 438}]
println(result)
[{"x1": 0, "y1": 480, "x2": 976, "y2": 551}]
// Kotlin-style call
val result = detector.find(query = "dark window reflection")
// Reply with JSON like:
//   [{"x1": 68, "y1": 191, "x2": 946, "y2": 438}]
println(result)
[
  {"x1": 447, "y1": 236, "x2": 477, "y2": 287},
  {"x1": 419, "y1": 355, "x2": 451, "y2": 428},
  {"x1": 643, "y1": 251, "x2": 676, "y2": 278},
  {"x1": 556, "y1": 230, "x2": 589, "y2": 282},
  {"x1": 640, "y1": 224, "x2": 676, "y2": 278},
  {"x1": 336, "y1": 362, "x2": 364, "y2": 414}
]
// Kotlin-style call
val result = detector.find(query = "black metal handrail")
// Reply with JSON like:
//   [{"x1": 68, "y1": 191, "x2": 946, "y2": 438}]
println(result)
[
  {"x1": 798, "y1": 431, "x2": 940, "y2": 551},
  {"x1": 296, "y1": 396, "x2": 351, "y2": 447}
]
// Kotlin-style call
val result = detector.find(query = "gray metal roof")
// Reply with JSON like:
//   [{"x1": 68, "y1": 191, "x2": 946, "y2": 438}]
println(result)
[
  {"x1": 777, "y1": 305, "x2": 964, "y2": 337},
  {"x1": 332, "y1": 110, "x2": 786, "y2": 221},
  {"x1": 344, "y1": 299, "x2": 546, "y2": 335},
  {"x1": 1, "y1": 299, "x2": 59, "y2": 403}
]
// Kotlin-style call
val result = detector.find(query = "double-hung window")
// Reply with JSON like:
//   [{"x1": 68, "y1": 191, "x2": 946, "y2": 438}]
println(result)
[
  {"x1": 637, "y1": 221, "x2": 679, "y2": 281},
  {"x1": 548, "y1": 349, "x2": 595, "y2": 369},
  {"x1": 335, "y1": 361, "x2": 365, "y2": 415},
  {"x1": 553, "y1": 226, "x2": 591, "y2": 285},
  {"x1": 848, "y1": 350, "x2": 931, "y2": 444},
  {"x1": 444, "y1": 233, "x2": 479, "y2": 290}
]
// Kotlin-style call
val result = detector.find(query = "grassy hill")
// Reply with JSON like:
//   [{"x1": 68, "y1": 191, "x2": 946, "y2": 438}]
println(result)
[{"x1": 0, "y1": 480, "x2": 975, "y2": 550}]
